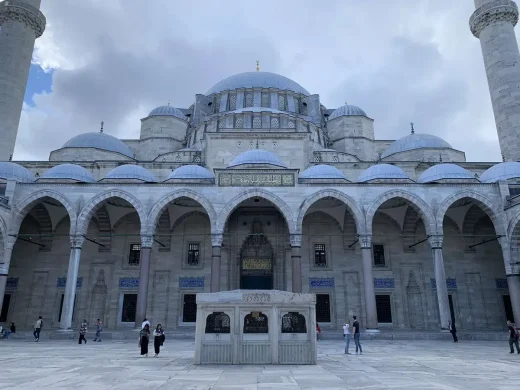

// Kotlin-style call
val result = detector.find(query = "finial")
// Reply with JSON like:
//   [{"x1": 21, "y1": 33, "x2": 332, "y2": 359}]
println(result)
[
  {"x1": 345, "y1": 100, "x2": 348, "y2": 106},
  {"x1": 439, "y1": 153, "x2": 443, "y2": 162},
  {"x1": 502, "y1": 154, "x2": 506, "y2": 162},
  {"x1": 410, "y1": 122, "x2": 415, "y2": 134},
  {"x1": 168, "y1": 100, "x2": 171, "y2": 107},
  {"x1": 8, "y1": 154, "x2": 12, "y2": 161},
  {"x1": 100, "y1": 121, "x2": 104, "y2": 133},
  {"x1": 256, "y1": 139, "x2": 259, "y2": 149},
  {"x1": 256, "y1": 60, "x2": 260, "y2": 72}
]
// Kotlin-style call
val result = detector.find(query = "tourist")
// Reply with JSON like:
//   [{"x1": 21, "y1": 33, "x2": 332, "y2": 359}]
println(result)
[
  {"x1": 316, "y1": 323, "x2": 321, "y2": 341},
  {"x1": 153, "y1": 324, "x2": 165, "y2": 357},
  {"x1": 1, "y1": 322, "x2": 15, "y2": 340},
  {"x1": 33, "y1": 316, "x2": 43, "y2": 342},
  {"x1": 507, "y1": 320, "x2": 520, "y2": 354},
  {"x1": 141, "y1": 318, "x2": 150, "y2": 329},
  {"x1": 352, "y1": 316, "x2": 362, "y2": 354},
  {"x1": 139, "y1": 324, "x2": 150, "y2": 357},
  {"x1": 448, "y1": 320, "x2": 458, "y2": 343},
  {"x1": 343, "y1": 322, "x2": 351, "y2": 354},
  {"x1": 78, "y1": 319, "x2": 88, "y2": 344},
  {"x1": 93, "y1": 319, "x2": 102, "y2": 342}
]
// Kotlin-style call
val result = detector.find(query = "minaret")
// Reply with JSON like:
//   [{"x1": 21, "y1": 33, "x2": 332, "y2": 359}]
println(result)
[
  {"x1": 0, "y1": 0, "x2": 46, "y2": 161},
  {"x1": 470, "y1": 0, "x2": 520, "y2": 161}
]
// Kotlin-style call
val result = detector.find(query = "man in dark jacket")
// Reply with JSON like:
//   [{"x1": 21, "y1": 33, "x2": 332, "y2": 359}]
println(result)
[{"x1": 507, "y1": 320, "x2": 519, "y2": 354}]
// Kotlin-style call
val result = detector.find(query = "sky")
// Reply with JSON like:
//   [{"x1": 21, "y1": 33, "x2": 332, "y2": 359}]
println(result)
[{"x1": 14, "y1": 0, "x2": 510, "y2": 162}]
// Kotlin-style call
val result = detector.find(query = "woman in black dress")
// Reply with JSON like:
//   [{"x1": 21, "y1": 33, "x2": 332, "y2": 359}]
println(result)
[
  {"x1": 140, "y1": 324, "x2": 150, "y2": 357},
  {"x1": 153, "y1": 324, "x2": 165, "y2": 357}
]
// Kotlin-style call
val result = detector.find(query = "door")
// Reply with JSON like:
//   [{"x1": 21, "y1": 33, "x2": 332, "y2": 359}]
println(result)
[
  {"x1": 448, "y1": 295, "x2": 456, "y2": 324},
  {"x1": 0, "y1": 294, "x2": 11, "y2": 322},
  {"x1": 503, "y1": 295, "x2": 514, "y2": 322},
  {"x1": 240, "y1": 275, "x2": 272, "y2": 290}
]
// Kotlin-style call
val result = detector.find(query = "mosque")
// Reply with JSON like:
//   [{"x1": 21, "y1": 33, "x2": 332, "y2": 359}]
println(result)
[{"x1": 0, "y1": 0, "x2": 519, "y2": 334}]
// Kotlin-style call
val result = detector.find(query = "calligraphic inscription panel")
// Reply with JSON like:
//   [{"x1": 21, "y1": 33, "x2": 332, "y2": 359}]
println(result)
[
  {"x1": 219, "y1": 173, "x2": 295, "y2": 187},
  {"x1": 242, "y1": 258, "x2": 272, "y2": 270}
]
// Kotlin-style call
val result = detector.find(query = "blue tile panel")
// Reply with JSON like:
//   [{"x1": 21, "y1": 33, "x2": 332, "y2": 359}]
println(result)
[
  {"x1": 119, "y1": 277, "x2": 139, "y2": 288},
  {"x1": 179, "y1": 277, "x2": 204, "y2": 288},
  {"x1": 6, "y1": 277, "x2": 18, "y2": 289},
  {"x1": 495, "y1": 278, "x2": 508, "y2": 289},
  {"x1": 309, "y1": 277, "x2": 335, "y2": 288},
  {"x1": 374, "y1": 278, "x2": 395, "y2": 289},
  {"x1": 430, "y1": 278, "x2": 457, "y2": 289},
  {"x1": 57, "y1": 277, "x2": 83, "y2": 288}
]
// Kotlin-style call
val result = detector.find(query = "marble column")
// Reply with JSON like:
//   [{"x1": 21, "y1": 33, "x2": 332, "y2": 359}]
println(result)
[
  {"x1": 290, "y1": 234, "x2": 302, "y2": 293},
  {"x1": 498, "y1": 236, "x2": 520, "y2": 323},
  {"x1": 429, "y1": 235, "x2": 450, "y2": 330},
  {"x1": 60, "y1": 235, "x2": 85, "y2": 330},
  {"x1": 135, "y1": 235, "x2": 153, "y2": 329},
  {"x1": 507, "y1": 274, "x2": 520, "y2": 323},
  {"x1": 210, "y1": 234, "x2": 223, "y2": 293},
  {"x1": 0, "y1": 237, "x2": 15, "y2": 315},
  {"x1": 360, "y1": 235, "x2": 378, "y2": 331}
]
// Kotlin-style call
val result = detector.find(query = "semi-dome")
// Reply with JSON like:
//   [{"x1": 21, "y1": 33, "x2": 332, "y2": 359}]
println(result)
[
  {"x1": 148, "y1": 105, "x2": 186, "y2": 120},
  {"x1": 418, "y1": 164, "x2": 475, "y2": 183},
  {"x1": 207, "y1": 72, "x2": 310, "y2": 96},
  {"x1": 479, "y1": 162, "x2": 520, "y2": 183},
  {"x1": 63, "y1": 132, "x2": 135, "y2": 159},
  {"x1": 105, "y1": 164, "x2": 157, "y2": 182},
  {"x1": 328, "y1": 104, "x2": 367, "y2": 120},
  {"x1": 229, "y1": 149, "x2": 287, "y2": 168},
  {"x1": 358, "y1": 164, "x2": 410, "y2": 182},
  {"x1": 381, "y1": 133, "x2": 452, "y2": 159},
  {"x1": 299, "y1": 164, "x2": 346, "y2": 179},
  {"x1": 40, "y1": 164, "x2": 95, "y2": 183},
  {"x1": 0, "y1": 162, "x2": 34, "y2": 183},
  {"x1": 169, "y1": 165, "x2": 214, "y2": 179}
]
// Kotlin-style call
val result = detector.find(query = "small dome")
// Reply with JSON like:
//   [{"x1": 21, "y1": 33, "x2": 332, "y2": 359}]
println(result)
[
  {"x1": 229, "y1": 149, "x2": 287, "y2": 168},
  {"x1": 299, "y1": 165, "x2": 346, "y2": 179},
  {"x1": 381, "y1": 133, "x2": 452, "y2": 159},
  {"x1": 40, "y1": 164, "x2": 95, "y2": 183},
  {"x1": 0, "y1": 162, "x2": 34, "y2": 183},
  {"x1": 207, "y1": 72, "x2": 310, "y2": 96},
  {"x1": 105, "y1": 164, "x2": 157, "y2": 182},
  {"x1": 148, "y1": 105, "x2": 186, "y2": 120},
  {"x1": 418, "y1": 164, "x2": 475, "y2": 183},
  {"x1": 63, "y1": 132, "x2": 135, "y2": 158},
  {"x1": 328, "y1": 104, "x2": 367, "y2": 120},
  {"x1": 358, "y1": 164, "x2": 409, "y2": 182},
  {"x1": 479, "y1": 162, "x2": 520, "y2": 183},
  {"x1": 169, "y1": 165, "x2": 214, "y2": 179}
]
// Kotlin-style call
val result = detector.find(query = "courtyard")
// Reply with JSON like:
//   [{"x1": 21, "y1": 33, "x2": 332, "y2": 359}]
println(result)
[{"x1": 0, "y1": 338, "x2": 518, "y2": 389}]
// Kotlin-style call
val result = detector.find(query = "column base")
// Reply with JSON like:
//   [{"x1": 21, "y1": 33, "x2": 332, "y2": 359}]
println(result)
[
  {"x1": 57, "y1": 329, "x2": 73, "y2": 332},
  {"x1": 365, "y1": 329, "x2": 380, "y2": 333}
]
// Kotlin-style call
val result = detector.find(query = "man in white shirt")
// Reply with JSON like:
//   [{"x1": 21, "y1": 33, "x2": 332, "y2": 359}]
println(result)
[{"x1": 343, "y1": 322, "x2": 351, "y2": 354}]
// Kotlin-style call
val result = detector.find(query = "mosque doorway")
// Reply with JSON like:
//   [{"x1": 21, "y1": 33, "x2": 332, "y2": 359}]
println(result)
[{"x1": 240, "y1": 220, "x2": 274, "y2": 290}]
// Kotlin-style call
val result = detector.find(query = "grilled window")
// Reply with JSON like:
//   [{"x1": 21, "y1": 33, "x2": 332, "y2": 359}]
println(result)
[
  {"x1": 278, "y1": 94, "x2": 286, "y2": 110},
  {"x1": 376, "y1": 295, "x2": 392, "y2": 323},
  {"x1": 228, "y1": 93, "x2": 237, "y2": 110},
  {"x1": 182, "y1": 294, "x2": 197, "y2": 323},
  {"x1": 281, "y1": 312, "x2": 307, "y2": 333},
  {"x1": 314, "y1": 244, "x2": 327, "y2": 267},
  {"x1": 128, "y1": 244, "x2": 141, "y2": 265},
  {"x1": 213, "y1": 95, "x2": 221, "y2": 113},
  {"x1": 288, "y1": 120, "x2": 296, "y2": 129},
  {"x1": 253, "y1": 116, "x2": 262, "y2": 128},
  {"x1": 205, "y1": 312, "x2": 230, "y2": 333},
  {"x1": 187, "y1": 243, "x2": 200, "y2": 266},
  {"x1": 373, "y1": 244, "x2": 386, "y2": 267},
  {"x1": 218, "y1": 119, "x2": 225, "y2": 129},
  {"x1": 261, "y1": 92, "x2": 271, "y2": 108},
  {"x1": 294, "y1": 97, "x2": 300, "y2": 114},
  {"x1": 270, "y1": 117, "x2": 279, "y2": 128},
  {"x1": 235, "y1": 116, "x2": 244, "y2": 128},
  {"x1": 316, "y1": 294, "x2": 331, "y2": 322},
  {"x1": 121, "y1": 294, "x2": 137, "y2": 323},
  {"x1": 243, "y1": 312, "x2": 268, "y2": 333},
  {"x1": 245, "y1": 93, "x2": 253, "y2": 107}
]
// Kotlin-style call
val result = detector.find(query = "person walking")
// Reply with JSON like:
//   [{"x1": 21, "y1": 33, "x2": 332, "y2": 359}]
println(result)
[
  {"x1": 153, "y1": 324, "x2": 165, "y2": 357},
  {"x1": 507, "y1": 320, "x2": 520, "y2": 354},
  {"x1": 93, "y1": 319, "x2": 102, "y2": 342},
  {"x1": 352, "y1": 316, "x2": 362, "y2": 355},
  {"x1": 78, "y1": 319, "x2": 88, "y2": 344},
  {"x1": 139, "y1": 323, "x2": 150, "y2": 357},
  {"x1": 316, "y1": 323, "x2": 321, "y2": 341},
  {"x1": 343, "y1": 322, "x2": 351, "y2": 354},
  {"x1": 448, "y1": 320, "x2": 458, "y2": 343},
  {"x1": 33, "y1": 316, "x2": 43, "y2": 342}
]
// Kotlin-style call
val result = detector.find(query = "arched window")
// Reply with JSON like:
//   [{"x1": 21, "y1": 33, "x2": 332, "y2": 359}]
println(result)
[
  {"x1": 205, "y1": 312, "x2": 230, "y2": 334},
  {"x1": 281, "y1": 312, "x2": 307, "y2": 333},
  {"x1": 243, "y1": 312, "x2": 268, "y2": 333}
]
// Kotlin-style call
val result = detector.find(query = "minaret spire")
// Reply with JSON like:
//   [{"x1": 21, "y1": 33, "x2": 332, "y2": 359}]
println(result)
[{"x1": 256, "y1": 60, "x2": 260, "y2": 72}]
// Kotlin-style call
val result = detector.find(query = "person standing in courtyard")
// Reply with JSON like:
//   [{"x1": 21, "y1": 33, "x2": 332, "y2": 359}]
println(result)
[
  {"x1": 153, "y1": 324, "x2": 164, "y2": 357},
  {"x1": 139, "y1": 323, "x2": 150, "y2": 357},
  {"x1": 78, "y1": 319, "x2": 88, "y2": 344},
  {"x1": 343, "y1": 321, "x2": 351, "y2": 354},
  {"x1": 93, "y1": 319, "x2": 102, "y2": 342},
  {"x1": 141, "y1": 318, "x2": 150, "y2": 329},
  {"x1": 448, "y1": 320, "x2": 458, "y2": 343},
  {"x1": 352, "y1": 316, "x2": 362, "y2": 354},
  {"x1": 33, "y1": 316, "x2": 43, "y2": 342},
  {"x1": 507, "y1": 320, "x2": 520, "y2": 354}
]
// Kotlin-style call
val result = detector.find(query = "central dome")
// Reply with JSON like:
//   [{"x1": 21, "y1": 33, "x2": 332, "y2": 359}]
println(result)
[
  {"x1": 381, "y1": 133, "x2": 452, "y2": 159},
  {"x1": 207, "y1": 72, "x2": 310, "y2": 96}
]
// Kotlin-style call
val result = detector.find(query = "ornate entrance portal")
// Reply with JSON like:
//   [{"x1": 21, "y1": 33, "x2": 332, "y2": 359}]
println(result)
[{"x1": 240, "y1": 221, "x2": 274, "y2": 290}]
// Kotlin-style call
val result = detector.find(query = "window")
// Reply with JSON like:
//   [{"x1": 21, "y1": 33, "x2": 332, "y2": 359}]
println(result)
[
  {"x1": 314, "y1": 244, "x2": 327, "y2": 267},
  {"x1": 316, "y1": 294, "x2": 331, "y2": 322},
  {"x1": 253, "y1": 116, "x2": 262, "y2": 128},
  {"x1": 128, "y1": 244, "x2": 141, "y2": 265},
  {"x1": 213, "y1": 95, "x2": 221, "y2": 113},
  {"x1": 121, "y1": 294, "x2": 137, "y2": 323},
  {"x1": 376, "y1": 295, "x2": 392, "y2": 323},
  {"x1": 187, "y1": 243, "x2": 200, "y2": 266},
  {"x1": 234, "y1": 116, "x2": 244, "y2": 129},
  {"x1": 58, "y1": 294, "x2": 77, "y2": 322},
  {"x1": 205, "y1": 312, "x2": 230, "y2": 333},
  {"x1": 278, "y1": 94, "x2": 286, "y2": 111},
  {"x1": 228, "y1": 94, "x2": 237, "y2": 111},
  {"x1": 218, "y1": 119, "x2": 225, "y2": 129},
  {"x1": 182, "y1": 294, "x2": 197, "y2": 323},
  {"x1": 503, "y1": 295, "x2": 515, "y2": 322},
  {"x1": 281, "y1": 312, "x2": 307, "y2": 333},
  {"x1": 288, "y1": 120, "x2": 295, "y2": 129},
  {"x1": 0, "y1": 294, "x2": 11, "y2": 322},
  {"x1": 294, "y1": 97, "x2": 300, "y2": 114},
  {"x1": 373, "y1": 244, "x2": 385, "y2": 267},
  {"x1": 270, "y1": 117, "x2": 279, "y2": 128},
  {"x1": 243, "y1": 312, "x2": 268, "y2": 333},
  {"x1": 261, "y1": 92, "x2": 270, "y2": 108},
  {"x1": 245, "y1": 93, "x2": 253, "y2": 107}
]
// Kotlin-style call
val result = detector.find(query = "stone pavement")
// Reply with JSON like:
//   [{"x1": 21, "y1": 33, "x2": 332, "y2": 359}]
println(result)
[{"x1": 0, "y1": 338, "x2": 519, "y2": 389}]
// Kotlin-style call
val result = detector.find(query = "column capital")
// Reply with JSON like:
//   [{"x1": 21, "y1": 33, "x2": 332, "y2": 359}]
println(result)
[
  {"x1": 70, "y1": 235, "x2": 85, "y2": 249},
  {"x1": 211, "y1": 233, "x2": 223, "y2": 247},
  {"x1": 140, "y1": 235, "x2": 153, "y2": 248},
  {"x1": 290, "y1": 234, "x2": 302, "y2": 247},
  {"x1": 0, "y1": 0, "x2": 46, "y2": 37},
  {"x1": 359, "y1": 235, "x2": 372, "y2": 249},
  {"x1": 428, "y1": 235, "x2": 443, "y2": 249},
  {"x1": 470, "y1": 0, "x2": 519, "y2": 38}
]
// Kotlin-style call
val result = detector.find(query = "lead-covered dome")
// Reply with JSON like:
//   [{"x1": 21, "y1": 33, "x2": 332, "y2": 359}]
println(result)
[
  {"x1": 418, "y1": 164, "x2": 475, "y2": 183},
  {"x1": 40, "y1": 164, "x2": 95, "y2": 183},
  {"x1": 105, "y1": 164, "x2": 157, "y2": 182},
  {"x1": 0, "y1": 162, "x2": 34, "y2": 183},
  {"x1": 229, "y1": 149, "x2": 287, "y2": 168},
  {"x1": 63, "y1": 132, "x2": 135, "y2": 159},
  {"x1": 207, "y1": 72, "x2": 310, "y2": 96},
  {"x1": 479, "y1": 162, "x2": 520, "y2": 183},
  {"x1": 299, "y1": 164, "x2": 346, "y2": 179},
  {"x1": 381, "y1": 133, "x2": 452, "y2": 159},
  {"x1": 169, "y1": 165, "x2": 214, "y2": 179},
  {"x1": 328, "y1": 104, "x2": 367, "y2": 120},
  {"x1": 358, "y1": 164, "x2": 410, "y2": 182},
  {"x1": 148, "y1": 105, "x2": 186, "y2": 120}
]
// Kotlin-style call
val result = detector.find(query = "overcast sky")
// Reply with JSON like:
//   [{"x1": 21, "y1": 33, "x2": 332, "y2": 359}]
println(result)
[{"x1": 14, "y1": 0, "x2": 509, "y2": 162}]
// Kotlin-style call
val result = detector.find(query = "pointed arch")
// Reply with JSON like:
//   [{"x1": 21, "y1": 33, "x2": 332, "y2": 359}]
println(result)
[
  {"x1": 112, "y1": 211, "x2": 140, "y2": 232},
  {"x1": 171, "y1": 210, "x2": 209, "y2": 233},
  {"x1": 302, "y1": 210, "x2": 343, "y2": 233}
]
